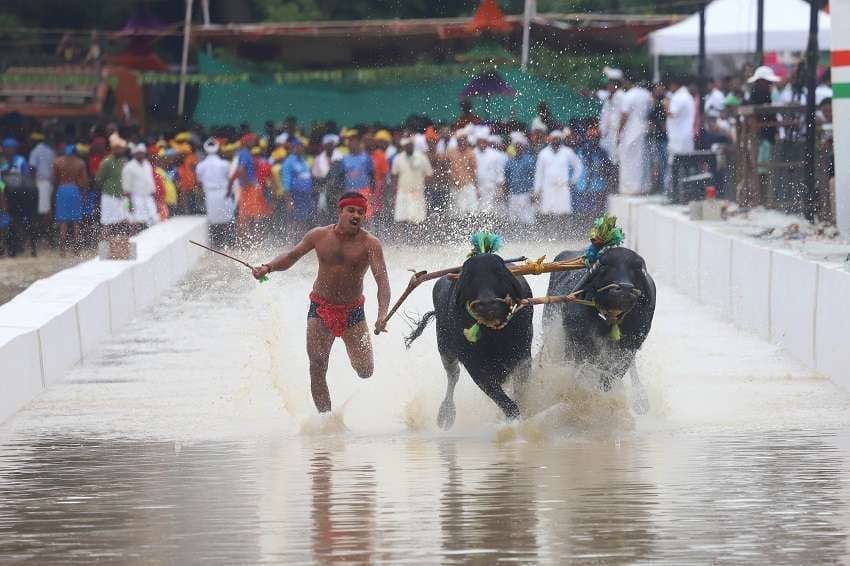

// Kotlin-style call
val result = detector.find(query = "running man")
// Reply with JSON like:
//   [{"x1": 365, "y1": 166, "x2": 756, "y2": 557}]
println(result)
[{"x1": 252, "y1": 191, "x2": 391, "y2": 413}]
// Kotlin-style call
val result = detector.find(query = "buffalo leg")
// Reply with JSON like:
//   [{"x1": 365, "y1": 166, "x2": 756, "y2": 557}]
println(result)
[
  {"x1": 476, "y1": 377, "x2": 520, "y2": 421},
  {"x1": 438, "y1": 353, "x2": 460, "y2": 430},
  {"x1": 511, "y1": 357, "x2": 532, "y2": 411},
  {"x1": 629, "y1": 359, "x2": 649, "y2": 415}
]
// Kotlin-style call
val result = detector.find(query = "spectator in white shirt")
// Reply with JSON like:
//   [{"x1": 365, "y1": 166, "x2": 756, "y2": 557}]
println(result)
[
  {"x1": 666, "y1": 76, "x2": 696, "y2": 157},
  {"x1": 533, "y1": 129, "x2": 583, "y2": 231},
  {"x1": 121, "y1": 143, "x2": 159, "y2": 227},
  {"x1": 473, "y1": 135, "x2": 506, "y2": 215},
  {"x1": 599, "y1": 67, "x2": 626, "y2": 163},
  {"x1": 196, "y1": 138, "x2": 235, "y2": 247},
  {"x1": 618, "y1": 77, "x2": 653, "y2": 195}
]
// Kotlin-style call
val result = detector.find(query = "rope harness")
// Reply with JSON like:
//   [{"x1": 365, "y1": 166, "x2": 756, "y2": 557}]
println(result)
[
  {"x1": 461, "y1": 255, "x2": 641, "y2": 344},
  {"x1": 458, "y1": 216, "x2": 635, "y2": 344}
]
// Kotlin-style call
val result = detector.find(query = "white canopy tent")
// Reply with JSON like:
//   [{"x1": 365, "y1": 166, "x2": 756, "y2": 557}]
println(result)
[{"x1": 648, "y1": 0, "x2": 830, "y2": 56}]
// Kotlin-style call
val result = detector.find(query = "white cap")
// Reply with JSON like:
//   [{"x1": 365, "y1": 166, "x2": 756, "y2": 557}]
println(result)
[
  {"x1": 548, "y1": 129, "x2": 564, "y2": 140},
  {"x1": 747, "y1": 65, "x2": 781, "y2": 83},
  {"x1": 322, "y1": 133, "x2": 339, "y2": 146},
  {"x1": 530, "y1": 117, "x2": 548, "y2": 132},
  {"x1": 274, "y1": 132, "x2": 289, "y2": 145},
  {"x1": 203, "y1": 138, "x2": 219, "y2": 154},
  {"x1": 455, "y1": 123, "x2": 474, "y2": 138},
  {"x1": 108, "y1": 132, "x2": 127, "y2": 148},
  {"x1": 130, "y1": 142, "x2": 146, "y2": 154},
  {"x1": 509, "y1": 131, "x2": 528, "y2": 146},
  {"x1": 399, "y1": 136, "x2": 413, "y2": 145},
  {"x1": 603, "y1": 66, "x2": 624, "y2": 81},
  {"x1": 488, "y1": 134, "x2": 502, "y2": 144}
]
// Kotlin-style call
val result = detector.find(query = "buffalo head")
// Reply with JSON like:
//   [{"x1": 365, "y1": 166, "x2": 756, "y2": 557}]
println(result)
[
  {"x1": 572, "y1": 247, "x2": 651, "y2": 318},
  {"x1": 456, "y1": 254, "x2": 525, "y2": 329}
]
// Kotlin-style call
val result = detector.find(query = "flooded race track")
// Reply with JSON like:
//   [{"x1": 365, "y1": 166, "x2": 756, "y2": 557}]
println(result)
[{"x1": 2, "y1": 241, "x2": 850, "y2": 564}]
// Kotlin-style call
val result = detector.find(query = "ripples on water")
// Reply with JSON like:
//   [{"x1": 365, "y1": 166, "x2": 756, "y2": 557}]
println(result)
[{"x1": 1, "y1": 243, "x2": 850, "y2": 563}]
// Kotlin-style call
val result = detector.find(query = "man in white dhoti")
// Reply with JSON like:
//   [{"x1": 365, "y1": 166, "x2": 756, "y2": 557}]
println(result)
[
  {"x1": 533, "y1": 130, "x2": 583, "y2": 232},
  {"x1": 121, "y1": 143, "x2": 159, "y2": 227},
  {"x1": 473, "y1": 135, "x2": 506, "y2": 215},
  {"x1": 196, "y1": 138, "x2": 236, "y2": 247},
  {"x1": 599, "y1": 67, "x2": 625, "y2": 164},
  {"x1": 96, "y1": 134, "x2": 130, "y2": 232},
  {"x1": 391, "y1": 137, "x2": 432, "y2": 226},
  {"x1": 618, "y1": 77, "x2": 653, "y2": 195}
]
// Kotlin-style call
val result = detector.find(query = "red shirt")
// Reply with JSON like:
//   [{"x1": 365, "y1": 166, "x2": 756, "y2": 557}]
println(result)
[
  {"x1": 88, "y1": 153, "x2": 104, "y2": 179},
  {"x1": 254, "y1": 157, "x2": 272, "y2": 189}
]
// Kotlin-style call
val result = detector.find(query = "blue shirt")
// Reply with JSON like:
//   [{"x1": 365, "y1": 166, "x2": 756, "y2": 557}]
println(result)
[
  {"x1": 575, "y1": 144, "x2": 609, "y2": 194},
  {"x1": 341, "y1": 152, "x2": 373, "y2": 191},
  {"x1": 504, "y1": 152, "x2": 536, "y2": 195},
  {"x1": 282, "y1": 154, "x2": 312, "y2": 193}
]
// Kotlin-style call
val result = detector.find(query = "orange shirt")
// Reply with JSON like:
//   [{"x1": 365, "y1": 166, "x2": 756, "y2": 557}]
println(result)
[{"x1": 178, "y1": 152, "x2": 198, "y2": 193}]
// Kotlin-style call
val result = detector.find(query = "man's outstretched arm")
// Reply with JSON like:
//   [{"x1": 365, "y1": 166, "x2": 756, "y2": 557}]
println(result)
[
  {"x1": 252, "y1": 229, "x2": 318, "y2": 279},
  {"x1": 369, "y1": 239, "x2": 391, "y2": 334}
]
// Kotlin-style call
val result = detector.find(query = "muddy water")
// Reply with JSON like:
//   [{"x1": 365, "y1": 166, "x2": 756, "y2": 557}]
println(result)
[{"x1": 1, "y1": 241, "x2": 850, "y2": 564}]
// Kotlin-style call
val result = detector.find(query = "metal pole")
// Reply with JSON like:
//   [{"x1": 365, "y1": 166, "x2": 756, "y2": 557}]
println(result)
[
  {"x1": 803, "y1": 0, "x2": 820, "y2": 221},
  {"x1": 201, "y1": 0, "x2": 211, "y2": 57},
  {"x1": 652, "y1": 52, "x2": 660, "y2": 83},
  {"x1": 756, "y1": 0, "x2": 764, "y2": 65},
  {"x1": 520, "y1": 0, "x2": 535, "y2": 73},
  {"x1": 177, "y1": 0, "x2": 194, "y2": 117},
  {"x1": 698, "y1": 3, "x2": 706, "y2": 112}
]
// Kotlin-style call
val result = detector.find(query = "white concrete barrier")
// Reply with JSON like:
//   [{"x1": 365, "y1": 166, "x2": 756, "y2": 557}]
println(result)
[
  {"x1": 730, "y1": 237, "x2": 771, "y2": 340},
  {"x1": 699, "y1": 228, "x2": 733, "y2": 320},
  {"x1": 0, "y1": 301, "x2": 81, "y2": 386},
  {"x1": 610, "y1": 194, "x2": 850, "y2": 386},
  {"x1": 815, "y1": 266, "x2": 850, "y2": 390},
  {"x1": 769, "y1": 250, "x2": 817, "y2": 366},
  {"x1": 653, "y1": 209, "x2": 676, "y2": 285},
  {"x1": 0, "y1": 327, "x2": 42, "y2": 423},
  {"x1": 21, "y1": 276, "x2": 111, "y2": 357},
  {"x1": 0, "y1": 216, "x2": 208, "y2": 424},
  {"x1": 636, "y1": 205, "x2": 657, "y2": 271},
  {"x1": 672, "y1": 216, "x2": 700, "y2": 301}
]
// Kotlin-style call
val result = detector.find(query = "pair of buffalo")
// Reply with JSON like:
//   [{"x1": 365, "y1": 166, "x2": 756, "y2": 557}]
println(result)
[{"x1": 406, "y1": 245, "x2": 656, "y2": 429}]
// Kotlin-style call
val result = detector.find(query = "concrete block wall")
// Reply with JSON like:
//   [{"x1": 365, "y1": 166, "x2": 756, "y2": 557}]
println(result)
[
  {"x1": 0, "y1": 216, "x2": 208, "y2": 424},
  {"x1": 610, "y1": 195, "x2": 850, "y2": 389}
]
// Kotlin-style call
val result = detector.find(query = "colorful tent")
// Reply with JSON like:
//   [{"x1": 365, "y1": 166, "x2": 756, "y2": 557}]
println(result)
[{"x1": 192, "y1": 55, "x2": 599, "y2": 130}]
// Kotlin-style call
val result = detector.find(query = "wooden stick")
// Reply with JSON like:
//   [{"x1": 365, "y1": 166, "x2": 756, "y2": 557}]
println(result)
[
  {"x1": 190, "y1": 240, "x2": 255, "y2": 269},
  {"x1": 190, "y1": 240, "x2": 270, "y2": 283}
]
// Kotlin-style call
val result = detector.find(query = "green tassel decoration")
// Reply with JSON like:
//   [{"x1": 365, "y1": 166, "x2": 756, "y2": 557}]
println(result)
[
  {"x1": 464, "y1": 323, "x2": 481, "y2": 343},
  {"x1": 609, "y1": 322, "x2": 621, "y2": 342},
  {"x1": 589, "y1": 215, "x2": 625, "y2": 247},
  {"x1": 468, "y1": 231, "x2": 504, "y2": 257},
  {"x1": 258, "y1": 275, "x2": 269, "y2": 283}
]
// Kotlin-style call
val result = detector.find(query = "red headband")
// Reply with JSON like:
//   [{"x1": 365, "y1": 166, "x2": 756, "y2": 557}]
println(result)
[{"x1": 338, "y1": 195, "x2": 368, "y2": 211}]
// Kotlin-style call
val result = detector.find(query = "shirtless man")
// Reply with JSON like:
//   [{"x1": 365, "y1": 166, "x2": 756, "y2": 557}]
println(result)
[{"x1": 252, "y1": 191, "x2": 391, "y2": 413}]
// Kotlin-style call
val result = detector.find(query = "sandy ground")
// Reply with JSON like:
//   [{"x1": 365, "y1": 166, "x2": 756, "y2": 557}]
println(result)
[{"x1": 0, "y1": 247, "x2": 94, "y2": 306}]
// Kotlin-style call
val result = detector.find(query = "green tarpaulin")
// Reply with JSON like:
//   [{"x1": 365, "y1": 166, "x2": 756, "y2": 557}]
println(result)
[{"x1": 192, "y1": 54, "x2": 599, "y2": 130}]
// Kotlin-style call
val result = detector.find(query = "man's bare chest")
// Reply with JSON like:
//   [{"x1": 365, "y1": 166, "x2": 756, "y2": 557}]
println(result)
[{"x1": 316, "y1": 240, "x2": 368, "y2": 269}]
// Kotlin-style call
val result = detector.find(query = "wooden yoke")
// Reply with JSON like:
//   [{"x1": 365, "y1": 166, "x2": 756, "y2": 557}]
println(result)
[{"x1": 380, "y1": 255, "x2": 588, "y2": 330}]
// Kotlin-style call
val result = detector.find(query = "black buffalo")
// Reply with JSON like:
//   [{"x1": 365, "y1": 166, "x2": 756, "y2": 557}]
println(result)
[
  {"x1": 544, "y1": 247, "x2": 656, "y2": 410},
  {"x1": 406, "y1": 253, "x2": 533, "y2": 429}
]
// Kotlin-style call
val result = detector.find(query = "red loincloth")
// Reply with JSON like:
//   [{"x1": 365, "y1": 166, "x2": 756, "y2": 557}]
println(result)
[{"x1": 309, "y1": 292, "x2": 366, "y2": 337}]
